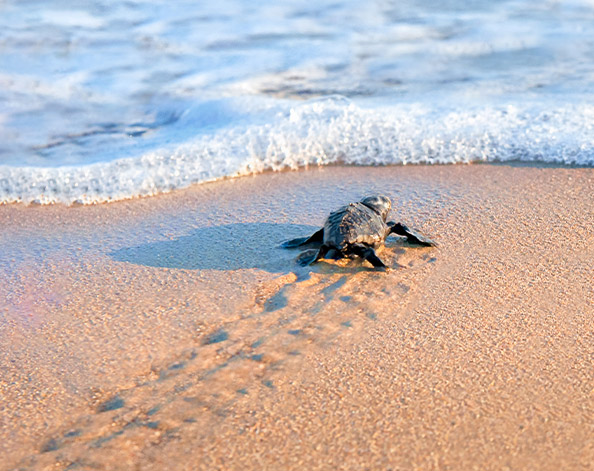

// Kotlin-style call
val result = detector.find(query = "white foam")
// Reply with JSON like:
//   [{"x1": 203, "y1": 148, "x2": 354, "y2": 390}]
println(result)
[
  {"x1": 1, "y1": 98, "x2": 593, "y2": 205},
  {"x1": 40, "y1": 10, "x2": 105, "y2": 29}
]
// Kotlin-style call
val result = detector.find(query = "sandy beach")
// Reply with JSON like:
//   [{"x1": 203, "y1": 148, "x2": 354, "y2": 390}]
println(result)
[{"x1": 1, "y1": 164, "x2": 593, "y2": 470}]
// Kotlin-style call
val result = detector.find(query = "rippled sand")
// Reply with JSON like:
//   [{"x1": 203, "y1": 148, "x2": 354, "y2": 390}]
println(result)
[{"x1": 1, "y1": 164, "x2": 593, "y2": 470}]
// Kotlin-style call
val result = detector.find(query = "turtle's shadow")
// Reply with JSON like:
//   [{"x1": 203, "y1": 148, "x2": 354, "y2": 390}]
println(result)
[{"x1": 110, "y1": 223, "x2": 320, "y2": 273}]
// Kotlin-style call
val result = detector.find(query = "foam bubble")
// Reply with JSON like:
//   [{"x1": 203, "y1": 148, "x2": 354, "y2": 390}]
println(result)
[{"x1": 1, "y1": 98, "x2": 593, "y2": 205}]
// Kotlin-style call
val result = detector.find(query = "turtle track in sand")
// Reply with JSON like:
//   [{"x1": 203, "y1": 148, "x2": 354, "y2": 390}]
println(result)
[{"x1": 16, "y1": 243, "x2": 437, "y2": 471}]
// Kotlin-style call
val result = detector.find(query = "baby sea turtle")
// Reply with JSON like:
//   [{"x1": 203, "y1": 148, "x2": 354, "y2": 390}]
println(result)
[{"x1": 281, "y1": 195, "x2": 436, "y2": 269}]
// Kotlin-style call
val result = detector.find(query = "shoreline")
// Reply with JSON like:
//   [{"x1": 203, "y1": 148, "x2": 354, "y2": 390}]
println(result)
[
  {"x1": 1, "y1": 164, "x2": 593, "y2": 470},
  {"x1": 2, "y1": 159, "x2": 592, "y2": 208}
]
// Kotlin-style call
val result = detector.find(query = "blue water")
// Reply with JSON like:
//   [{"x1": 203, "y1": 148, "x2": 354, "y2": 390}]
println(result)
[{"x1": 1, "y1": 0, "x2": 594, "y2": 203}]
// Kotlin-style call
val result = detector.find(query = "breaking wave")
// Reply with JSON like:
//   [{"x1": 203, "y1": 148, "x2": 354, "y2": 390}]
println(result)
[{"x1": 2, "y1": 97, "x2": 593, "y2": 205}]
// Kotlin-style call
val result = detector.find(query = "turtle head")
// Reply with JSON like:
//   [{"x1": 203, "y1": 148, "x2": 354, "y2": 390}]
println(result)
[{"x1": 360, "y1": 195, "x2": 392, "y2": 221}]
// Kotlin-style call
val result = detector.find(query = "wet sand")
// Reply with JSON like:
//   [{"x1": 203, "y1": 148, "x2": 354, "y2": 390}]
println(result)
[{"x1": 1, "y1": 164, "x2": 593, "y2": 470}]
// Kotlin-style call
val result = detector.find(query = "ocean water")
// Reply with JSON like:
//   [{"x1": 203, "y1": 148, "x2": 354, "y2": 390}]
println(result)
[{"x1": 1, "y1": 0, "x2": 594, "y2": 204}]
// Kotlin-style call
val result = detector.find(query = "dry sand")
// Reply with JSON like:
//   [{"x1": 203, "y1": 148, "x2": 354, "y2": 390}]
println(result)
[{"x1": 1, "y1": 164, "x2": 593, "y2": 471}]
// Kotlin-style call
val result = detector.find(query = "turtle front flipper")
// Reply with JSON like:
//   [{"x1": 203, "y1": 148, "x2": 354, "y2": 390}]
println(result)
[
  {"x1": 350, "y1": 244, "x2": 387, "y2": 269},
  {"x1": 388, "y1": 222, "x2": 437, "y2": 247},
  {"x1": 281, "y1": 228, "x2": 324, "y2": 249}
]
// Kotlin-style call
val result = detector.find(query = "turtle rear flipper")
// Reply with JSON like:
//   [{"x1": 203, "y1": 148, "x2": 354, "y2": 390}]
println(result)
[
  {"x1": 350, "y1": 244, "x2": 387, "y2": 269},
  {"x1": 281, "y1": 228, "x2": 324, "y2": 248},
  {"x1": 389, "y1": 222, "x2": 437, "y2": 247},
  {"x1": 296, "y1": 245, "x2": 329, "y2": 266}
]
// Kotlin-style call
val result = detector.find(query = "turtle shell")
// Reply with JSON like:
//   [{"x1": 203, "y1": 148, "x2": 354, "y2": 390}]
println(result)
[{"x1": 323, "y1": 202, "x2": 389, "y2": 250}]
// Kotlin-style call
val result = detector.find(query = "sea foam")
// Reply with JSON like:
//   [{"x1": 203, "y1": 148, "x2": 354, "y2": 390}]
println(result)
[{"x1": 1, "y1": 98, "x2": 593, "y2": 205}]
